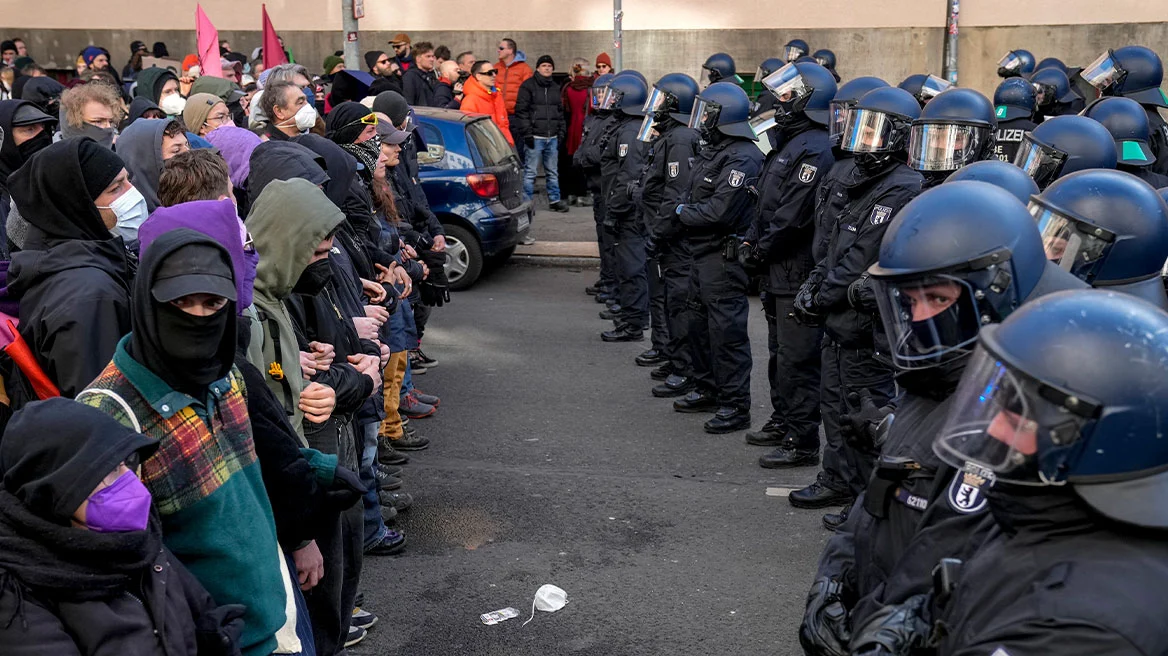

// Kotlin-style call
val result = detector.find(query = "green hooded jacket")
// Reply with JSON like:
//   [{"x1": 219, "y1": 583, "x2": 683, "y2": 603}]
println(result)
[
  {"x1": 246, "y1": 178, "x2": 343, "y2": 442},
  {"x1": 134, "y1": 67, "x2": 179, "y2": 104}
]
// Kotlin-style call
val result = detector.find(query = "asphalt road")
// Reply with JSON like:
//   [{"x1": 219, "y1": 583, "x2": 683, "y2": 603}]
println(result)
[{"x1": 355, "y1": 262, "x2": 830, "y2": 656}]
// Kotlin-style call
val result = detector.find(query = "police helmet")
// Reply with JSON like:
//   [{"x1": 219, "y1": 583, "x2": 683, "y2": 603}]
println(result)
[
  {"x1": 868, "y1": 181, "x2": 1049, "y2": 369},
  {"x1": 1082, "y1": 45, "x2": 1167, "y2": 108},
  {"x1": 600, "y1": 75, "x2": 648, "y2": 116},
  {"x1": 689, "y1": 81, "x2": 756, "y2": 140},
  {"x1": 992, "y1": 78, "x2": 1036, "y2": 120},
  {"x1": 637, "y1": 73, "x2": 700, "y2": 141},
  {"x1": 701, "y1": 53, "x2": 738, "y2": 86},
  {"x1": 997, "y1": 48, "x2": 1036, "y2": 78},
  {"x1": 898, "y1": 73, "x2": 952, "y2": 107},
  {"x1": 759, "y1": 61, "x2": 837, "y2": 127},
  {"x1": 1034, "y1": 57, "x2": 1068, "y2": 74},
  {"x1": 784, "y1": 39, "x2": 810, "y2": 63},
  {"x1": 1030, "y1": 67, "x2": 1079, "y2": 110},
  {"x1": 908, "y1": 88, "x2": 998, "y2": 173},
  {"x1": 1014, "y1": 115, "x2": 1117, "y2": 190},
  {"x1": 935, "y1": 288, "x2": 1168, "y2": 529},
  {"x1": 813, "y1": 49, "x2": 837, "y2": 72},
  {"x1": 944, "y1": 160, "x2": 1039, "y2": 205},
  {"x1": 1081, "y1": 96, "x2": 1158, "y2": 166},
  {"x1": 590, "y1": 73, "x2": 615, "y2": 110},
  {"x1": 838, "y1": 87, "x2": 921, "y2": 154},
  {"x1": 756, "y1": 57, "x2": 786, "y2": 83},
  {"x1": 1030, "y1": 169, "x2": 1168, "y2": 292},
  {"x1": 829, "y1": 76, "x2": 889, "y2": 143},
  {"x1": 615, "y1": 69, "x2": 647, "y2": 86}
]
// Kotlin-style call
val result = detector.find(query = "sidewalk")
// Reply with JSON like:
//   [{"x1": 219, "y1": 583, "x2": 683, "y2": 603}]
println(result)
[{"x1": 516, "y1": 201, "x2": 600, "y2": 260}]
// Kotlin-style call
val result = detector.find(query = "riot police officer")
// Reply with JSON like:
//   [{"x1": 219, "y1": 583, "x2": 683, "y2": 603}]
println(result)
[
  {"x1": 1014, "y1": 114, "x2": 1117, "y2": 189},
  {"x1": 598, "y1": 74, "x2": 650, "y2": 342},
  {"x1": 1034, "y1": 56, "x2": 1067, "y2": 74},
  {"x1": 574, "y1": 73, "x2": 619, "y2": 301},
  {"x1": 930, "y1": 290, "x2": 1168, "y2": 655},
  {"x1": 996, "y1": 48, "x2": 1035, "y2": 78},
  {"x1": 813, "y1": 49, "x2": 841, "y2": 82},
  {"x1": 700, "y1": 53, "x2": 739, "y2": 87},
  {"x1": 907, "y1": 88, "x2": 998, "y2": 188},
  {"x1": 944, "y1": 159, "x2": 1039, "y2": 205},
  {"x1": 671, "y1": 82, "x2": 763, "y2": 433},
  {"x1": 991, "y1": 78, "x2": 1037, "y2": 163},
  {"x1": 1081, "y1": 96, "x2": 1168, "y2": 187},
  {"x1": 1030, "y1": 66, "x2": 1085, "y2": 121},
  {"x1": 1081, "y1": 45, "x2": 1168, "y2": 174},
  {"x1": 784, "y1": 39, "x2": 811, "y2": 63},
  {"x1": 739, "y1": 62, "x2": 837, "y2": 462},
  {"x1": 636, "y1": 73, "x2": 703, "y2": 389},
  {"x1": 751, "y1": 57, "x2": 788, "y2": 152},
  {"x1": 896, "y1": 74, "x2": 951, "y2": 108},
  {"x1": 788, "y1": 87, "x2": 924, "y2": 510}
]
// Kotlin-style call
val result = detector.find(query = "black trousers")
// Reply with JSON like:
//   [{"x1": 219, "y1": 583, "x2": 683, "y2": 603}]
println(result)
[
  {"x1": 660, "y1": 246, "x2": 693, "y2": 375},
  {"x1": 614, "y1": 219, "x2": 649, "y2": 330},
  {"x1": 589, "y1": 175, "x2": 617, "y2": 289},
  {"x1": 818, "y1": 337, "x2": 895, "y2": 496},
  {"x1": 763, "y1": 291, "x2": 823, "y2": 448},
  {"x1": 647, "y1": 251, "x2": 668, "y2": 351},
  {"x1": 687, "y1": 249, "x2": 751, "y2": 409}
]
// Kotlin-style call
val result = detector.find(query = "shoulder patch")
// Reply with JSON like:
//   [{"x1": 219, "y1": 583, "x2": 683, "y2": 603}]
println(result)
[
  {"x1": 798, "y1": 163, "x2": 819, "y2": 184},
  {"x1": 667, "y1": 161, "x2": 680, "y2": 178},
  {"x1": 990, "y1": 648, "x2": 1012, "y2": 656},
  {"x1": 728, "y1": 169, "x2": 745, "y2": 188},
  {"x1": 869, "y1": 203, "x2": 894, "y2": 225},
  {"x1": 947, "y1": 461, "x2": 994, "y2": 514},
  {"x1": 618, "y1": 143, "x2": 629, "y2": 158}
]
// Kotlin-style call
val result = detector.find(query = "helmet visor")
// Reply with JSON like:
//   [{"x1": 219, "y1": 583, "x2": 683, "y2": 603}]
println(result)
[
  {"x1": 590, "y1": 86, "x2": 607, "y2": 109},
  {"x1": 748, "y1": 109, "x2": 777, "y2": 138},
  {"x1": 637, "y1": 114, "x2": 661, "y2": 142},
  {"x1": 1030, "y1": 202, "x2": 1116, "y2": 282},
  {"x1": 1014, "y1": 133, "x2": 1067, "y2": 188},
  {"x1": 699, "y1": 67, "x2": 716, "y2": 87},
  {"x1": 762, "y1": 63, "x2": 812, "y2": 105},
  {"x1": 907, "y1": 123, "x2": 990, "y2": 171},
  {"x1": 599, "y1": 87, "x2": 624, "y2": 111},
  {"x1": 920, "y1": 74, "x2": 953, "y2": 101},
  {"x1": 784, "y1": 45, "x2": 806, "y2": 62},
  {"x1": 997, "y1": 51, "x2": 1024, "y2": 72},
  {"x1": 873, "y1": 274, "x2": 984, "y2": 369},
  {"x1": 935, "y1": 345, "x2": 1095, "y2": 485},
  {"x1": 839, "y1": 108, "x2": 902, "y2": 153},
  {"x1": 1081, "y1": 50, "x2": 1123, "y2": 92},
  {"x1": 688, "y1": 98, "x2": 721, "y2": 132},
  {"x1": 1032, "y1": 82, "x2": 1056, "y2": 107},
  {"x1": 643, "y1": 86, "x2": 674, "y2": 117},
  {"x1": 828, "y1": 101, "x2": 853, "y2": 142},
  {"x1": 815, "y1": 55, "x2": 831, "y2": 68}
]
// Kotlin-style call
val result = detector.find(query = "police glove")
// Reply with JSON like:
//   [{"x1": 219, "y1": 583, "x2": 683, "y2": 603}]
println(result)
[
  {"x1": 798, "y1": 577, "x2": 850, "y2": 656},
  {"x1": 847, "y1": 273, "x2": 879, "y2": 312},
  {"x1": 419, "y1": 281, "x2": 451, "y2": 307},
  {"x1": 793, "y1": 286, "x2": 823, "y2": 327},
  {"x1": 849, "y1": 594, "x2": 933, "y2": 656},
  {"x1": 738, "y1": 242, "x2": 764, "y2": 272},
  {"x1": 840, "y1": 389, "x2": 895, "y2": 450}
]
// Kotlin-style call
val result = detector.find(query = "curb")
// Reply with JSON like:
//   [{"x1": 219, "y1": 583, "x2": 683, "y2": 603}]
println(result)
[{"x1": 510, "y1": 255, "x2": 600, "y2": 269}]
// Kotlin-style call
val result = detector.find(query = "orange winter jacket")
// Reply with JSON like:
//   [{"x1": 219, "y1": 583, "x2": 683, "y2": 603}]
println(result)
[
  {"x1": 460, "y1": 76, "x2": 514, "y2": 145},
  {"x1": 494, "y1": 54, "x2": 533, "y2": 115}
]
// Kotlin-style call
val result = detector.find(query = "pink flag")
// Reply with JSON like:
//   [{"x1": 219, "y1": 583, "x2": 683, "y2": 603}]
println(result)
[
  {"x1": 262, "y1": 4, "x2": 288, "y2": 70},
  {"x1": 196, "y1": 4, "x2": 225, "y2": 78}
]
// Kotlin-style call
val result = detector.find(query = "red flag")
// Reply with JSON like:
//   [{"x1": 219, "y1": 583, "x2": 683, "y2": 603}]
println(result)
[
  {"x1": 196, "y1": 4, "x2": 225, "y2": 78},
  {"x1": 262, "y1": 4, "x2": 288, "y2": 70},
  {"x1": 0, "y1": 319, "x2": 59, "y2": 400}
]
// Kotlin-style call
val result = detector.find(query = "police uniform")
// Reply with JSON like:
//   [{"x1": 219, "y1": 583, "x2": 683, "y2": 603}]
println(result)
[
  {"x1": 641, "y1": 120, "x2": 701, "y2": 376},
  {"x1": 1142, "y1": 105, "x2": 1168, "y2": 177},
  {"x1": 1124, "y1": 163, "x2": 1168, "y2": 188},
  {"x1": 992, "y1": 117, "x2": 1037, "y2": 164},
  {"x1": 601, "y1": 116, "x2": 650, "y2": 333},
  {"x1": 744, "y1": 121, "x2": 834, "y2": 452},
  {"x1": 574, "y1": 112, "x2": 620, "y2": 293},
  {"x1": 678, "y1": 136, "x2": 763, "y2": 410}
]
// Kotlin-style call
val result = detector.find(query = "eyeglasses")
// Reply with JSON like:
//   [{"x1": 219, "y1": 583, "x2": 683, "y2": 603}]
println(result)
[{"x1": 206, "y1": 112, "x2": 232, "y2": 125}]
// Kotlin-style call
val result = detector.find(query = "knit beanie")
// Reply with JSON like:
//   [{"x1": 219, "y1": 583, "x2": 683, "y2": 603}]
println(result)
[
  {"x1": 364, "y1": 50, "x2": 385, "y2": 71},
  {"x1": 536, "y1": 55, "x2": 555, "y2": 69},
  {"x1": 77, "y1": 138, "x2": 126, "y2": 200},
  {"x1": 595, "y1": 53, "x2": 612, "y2": 68},
  {"x1": 323, "y1": 54, "x2": 345, "y2": 75},
  {"x1": 182, "y1": 93, "x2": 223, "y2": 133}
]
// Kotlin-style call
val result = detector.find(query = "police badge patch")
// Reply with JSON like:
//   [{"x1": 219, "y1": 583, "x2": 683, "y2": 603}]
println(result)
[
  {"x1": 728, "y1": 169, "x2": 745, "y2": 188},
  {"x1": 668, "y1": 162, "x2": 680, "y2": 178},
  {"x1": 798, "y1": 163, "x2": 818, "y2": 183},
  {"x1": 619, "y1": 143, "x2": 629, "y2": 158},
  {"x1": 948, "y1": 461, "x2": 995, "y2": 514},
  {"x1": 870, "y1": 204, "x2": 893, "y2": 225}
]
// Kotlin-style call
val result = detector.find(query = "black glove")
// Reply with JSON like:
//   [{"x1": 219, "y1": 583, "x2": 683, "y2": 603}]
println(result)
[
  {"x1": 798, "y1": 577, "x2": 851, "y2": 656},
  {"x1": 524, "y1": 136, "x2": 535, "y2": 149},
  {"x1": 793, "y1": 284, "x2": 823, "y2": 326},
  {"x1": 196, "y1": 603, "x2": 247, "y2": 656},
  {"x1": 840, "y1": 389, "x2": 895, "y2": 450},
  {"x1": 847, "y1": 273, "x2": 879, "y2": 312},
  {"x1": 738, "y1": 242, "x2": 764, "y2": 272},
  {"x1": 849, "y1": 594, "x2": 933, "y2": 656},
  {"x1": 324, "y1": 465, "x2": 366, "y2": 512},
  {"x1": 602, "y1": 215, "x2": 619, "y2": 234},
  {"x1": 419, "y1": 280, "x2": 450, "y2": 307}
]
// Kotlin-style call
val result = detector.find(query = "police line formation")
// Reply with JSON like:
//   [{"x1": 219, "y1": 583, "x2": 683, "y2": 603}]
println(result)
[{"x1": 575, "y1": 40, "x2": 1168, "y2": 655}]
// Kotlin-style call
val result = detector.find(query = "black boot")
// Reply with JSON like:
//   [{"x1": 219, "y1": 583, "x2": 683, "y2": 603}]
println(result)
[
  {"x1": 744, "y1": 419, "x2": 786, "y2": 446},
  {"x1": 650, "y1": 362, "x2": 676, "y2": 381},
  {"x1": 758, "y1": 444, "x2": 819, "y2": 469},
  {"x1": 704, "y1": 407, "x2": 751, "y2": 434},
  {"x1": 672, "y1": 390, "x2": 718, "y2": 413},
  {"x1": 652, "y1": 374, "x2": 695, "y2": 398},
  {"x1": 635, "y1": 349, "x2": 667, "y2": 367},
  {"x1": 601, "y1": 326, "x2": 644, "y2": 342},
  {"x1": 822, "y1": 502, "x2": 852, "y2": 531},
  {"x1": 789, "y1": 480, "x2": 853, "y2": 509}
]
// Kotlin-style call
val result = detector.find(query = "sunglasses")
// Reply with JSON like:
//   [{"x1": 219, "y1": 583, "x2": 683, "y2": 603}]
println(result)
[
  {"x1": 377, "y1": 58, "x2": 390, "y2": 65},
  {"x1": 343, "y1": 114, "x2": 379, "y2": 130},
  {"x1": 478, "y1": 69, "x2": 498, "y2": 76},
  {"x1": 498, "y1": 46, "x2": 508, "y2": 51}
]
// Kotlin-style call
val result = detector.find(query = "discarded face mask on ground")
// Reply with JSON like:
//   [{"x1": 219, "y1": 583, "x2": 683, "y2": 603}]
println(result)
[{"x1": 522, "y1": 584, "x2": 568, "y2": 626}]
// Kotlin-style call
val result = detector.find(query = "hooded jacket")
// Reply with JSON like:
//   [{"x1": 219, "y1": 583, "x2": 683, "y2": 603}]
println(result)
[
  {"x1": 114, "y1": 117, "x2": 174, "y2": 213},
  {"x1": 134, "y1": 67, "x2": 178, "y2": 105},
  {"x1": 514, "y1": 72, "x2": 565, "y2": 141},
  {"x1": 5, "y1": 139, "x2": 132, "y2": 407},
  {"x1": 0, "y1": 100, "x2": 54, "y2": 199},
  {"x1": 0, "y1": 398, "x2": 245, "y2": 656},
  {"x1": 246, "y1": 179, "x2": 344, "y2": 440},
  {"x1": 402, "y1": 65, "x2": 438, "y2": 108},
  {"x1": 493, "y1": 51, "x2": 533, "y2": 115},
  {"x1": 246, "y1": 141, "x2": 328, "y2": 208},
  {"x1": 205, "y1": 126, "x2": 262, "y2": 216},
  {"x1": 460, "y1": 76, "x2": 513, "y2": 145},
  {"x1": 126, "y1": 97, "x2": 163, "y2": 126}
]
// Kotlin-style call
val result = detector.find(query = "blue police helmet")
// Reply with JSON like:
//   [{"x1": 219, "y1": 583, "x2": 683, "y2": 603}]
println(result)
[
  {"x1": 1030, "y1": 67, "x2": 1078, "y2": 107},
  {"x1": 944, "y1": 160, "x2": 1039, "y2": 205},
  {"x1": 1111, "y1": 45, "x2": 1167, "y2": 108},
  {"x1": 813, "y1": 49, "x2": 837, "y2": 71},
  {"x1": 606, "y1": 75, "x2": 648, "y2": 116},
  {"x1": 702, "y1": 53, "x2": 737, "y2": 83},
  {"x1": 1081, "y1": 96, "x2": 1158, "y2": 166},
  {"x1": 592, "y1": 73, "x2": 615, "y2": 89},
  {"x1": 784, "y1": 39, "x2": 810, "y2": 62},
  {"x1": 993, "y1": 78, "x2": 1036, "y2": 120},
  {"x1": 615, "y1": 69, "x2": 647, "y2": 86},
  {"x1": 757, "y1": 57, "x2": 786, "y2": 80},
  {"x1": 762, "y1": 61, "x2": 837, "y2": 126},
  {"x1": 694, "y1": 81, "x2": 755, "y2": 140},
  {"x1": 651, "y1": 72, "x2": 700, "y2": 123},
  {"x1": 1018, "y1": 115, "x2": 1117, "y2": 189},
  {"x1": 1034, "y1": 56, "x2": 1067, "y2": 74},
  {"x1": 834, "y1": 76, "x2": 889, "y2": 105},
  {"x1": 857, "y1": 86, "x2": 922, "y2": 121}
]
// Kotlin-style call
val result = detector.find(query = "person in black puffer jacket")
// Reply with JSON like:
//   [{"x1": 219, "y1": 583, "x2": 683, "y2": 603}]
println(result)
[{"x1": 515, "y1": 55, "x2": 568, "y2": 211}]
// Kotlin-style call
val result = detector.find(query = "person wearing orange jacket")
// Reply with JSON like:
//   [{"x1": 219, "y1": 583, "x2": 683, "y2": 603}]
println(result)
[
  {"x1": 494, "y1": 38, "x2": 533, "y2": 158},
  {"x1": 461, "y1": 60, "x2": 514, "y2": 146}
]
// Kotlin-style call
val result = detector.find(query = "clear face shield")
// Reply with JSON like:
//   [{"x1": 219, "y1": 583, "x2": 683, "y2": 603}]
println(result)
[
  {"x1": 699, "y1": 67, "x2": 717, "y2": 87},
  {"x1": 748, "y1": 110, "x2": 777, "y2": 138},
  {"x1": 839, "y1": 109, "x2": 904, "y2": 153},
  {"x1": 784, "y1": 45, "x2": 806, "y2": 62},
  {"x1": 873, "y1": 274, "x2": 987, "y2": 369},
  {"x1": 1081, "y1": 50, "x2": 1125, "y2": 95},
  {"x1": 637, "y1": 87, "x2": 676, "y2": 142},
  {"x1": 997, "y1": 51, "x2": 1024, "y2": 74},
  {"x1": 590, "y1": 86, "x2": 608, "y2": 110},
  {"x1": 1032, "y1": 81, "x2": 1056, "y2": 108},
  {"x1": 1029, "y1": 202, "x2": 1117, "y2": 282},
  {"x1": 762, "y1": 64, "x2": 812, "y2": 106},
  {"x1": 598, "y1": 86, "x2": 624, "y2": 111},
  {"x1": 1014, "y1": 134, "x2": 1068, "y2": 189},
  {"x1": 828, "y1": 101, "x2": 853, "y2": 143},
  {"x1": 919, "y1": 74, "x2": 953, "y2": 103},
  {"x1": 688, "y1": 98, "x2": 721, "y2": 135},
  {"x1": 935, "y1": 345, "x2": 1099, "y2": 486},
  {"x1": 907, "y1": 122, "x2": 990, "y2": 171}
]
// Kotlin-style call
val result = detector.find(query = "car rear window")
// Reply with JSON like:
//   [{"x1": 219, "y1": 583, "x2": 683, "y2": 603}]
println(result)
[
  {"x1": 417, "y1": 123, "x2": 446, "y2": 165},
  {"x1": 466, "y1": 118, "x2": 515, "y2": 167}
]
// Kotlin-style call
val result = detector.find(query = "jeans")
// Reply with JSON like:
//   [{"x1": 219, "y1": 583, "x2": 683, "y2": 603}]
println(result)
[
  {"x1": 359, "y1": 422, "x2": 387, "y2": 548},
  {"x1": 523, "y1": 136, "x2": 561, "y2": 202}
]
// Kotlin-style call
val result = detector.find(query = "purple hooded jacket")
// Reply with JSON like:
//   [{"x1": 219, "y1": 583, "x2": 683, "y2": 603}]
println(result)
[{"x1": 205, "y1": 126, "x2": 263, "y2": 190}]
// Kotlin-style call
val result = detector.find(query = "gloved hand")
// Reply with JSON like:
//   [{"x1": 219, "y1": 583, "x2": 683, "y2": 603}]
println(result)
[
  {"x1": 602, "y1": 215, "x2": 619, "y2": 234},
  {"x1": 524, "y1": 136, "x2": 535, "y2": 149},
  {"x1": 793, "y1": 284, "x2": 823, "y2": 326},
  {"x1": 738, "y1": 242, "x2": 764, "y2": 271},
  {"x1": 645, "y1": 238, "x2": 658, "y2": 258},
  {"x1": 798, "y1": 577, "x2": 851, "y2": 656},
  {"x1": 849, "y1": 594, "x2": 933, "y2": 656},
  {"x1": 840, "y1": 389, "x2": 895, "y2": 450},
  {"x1": 419, "y1": 280, "x2": 451, "y2": 307},
  {"x1": 847, "y1": 273, "x2": 879, "y2": 312},
  {"x1": 324, "y1": 465, "x2": 366, "y2": 512}
]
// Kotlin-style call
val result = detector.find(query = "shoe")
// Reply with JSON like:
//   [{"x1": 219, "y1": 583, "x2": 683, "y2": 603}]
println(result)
[
  {"x1": 412, "y1": 389, "x2": 441, "y2": 406},
  {"x1": 652, "y1": 374, "x2": 695, "y2": 398},
  {"x1": 377, "y1": 435, "x2": 409, "y2": 465},
  {"x1": 601, "y1": 327, "x2": 644, "y2": 342},
  {"x1": 521, "y1": 235, "x2": 537, "y2": 246},
  {"x1": 345, "y1": 625, "x2": 368, "y2": 647},
  {"x1": 400, "y1": 393, "x2": 436, "y2": 419},
  {"x1": 745, "y1": 420, "x2": 786, "y2": 446},
  {"x1": 381, "y1": 504, "x2": 398, "y2": 522},
  {"x1": 758, "y1": 445, "x2": 820, "y2": 469},
  {"x1": 379, "y1": 490, "x2": 414, "y2": 512},
  {"x1": 823, "y1": 502, "x2": 852, "y2": 531},
  {"x1": 413, "y1": 349, "x2": 439, "y2": 368},
  {"x1": 650, "y1": 363, "x2": 675, "y2": 381},
  {"x1": 673, "y1": 390, "x2": 719, "y2": 413},
  {"x1": 635, "y1": 349, "x2": 667, "y2": 367},
  {"x1": 585, "y1": 285, "x2": 600, "y2": 296},
  {"x1": 596, "y1": 292, "x2": 612, "y2": 304},
  {"x1": 789, "y1": 481, "x2": 853, "y2": 510},
  {"x1": 599, "y1": 308, "x2": 619, "y2": 320},
  {"x1": 704, "y1": 407, "x2": 751, "y2": 434},
  {"x1": 391, "y1": 430, "x2": 431, "y2": 451},
  {"x1": 352, "y1": 607, "x2": 379, "y2": 631},
  {"x1": 549, "y1": 200, "x2": 570, "y2": 212},
  {"x1": 377, "y1": 463, "x2": 403, "y2": 478},
  {"x1": 364, "y1": 528, "x2": 407, "y2": 555},
  {"x1": 374, "y1": 467, "x2": 402, "y2": 491}
]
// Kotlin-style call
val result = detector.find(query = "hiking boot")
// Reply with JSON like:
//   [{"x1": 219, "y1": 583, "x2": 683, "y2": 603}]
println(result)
[
  {"x1": 377, "y1": 435, "x2": 409, "y2": 466},
  {"x1": 400, "y1": 393, "x2": 436, "y2": 419},
  {"x1": 391, "y1": 430, "x2": 430, "y2": 451},
  {"x1": 379, "y1": 490, "x2": 414, "y2": 512}
]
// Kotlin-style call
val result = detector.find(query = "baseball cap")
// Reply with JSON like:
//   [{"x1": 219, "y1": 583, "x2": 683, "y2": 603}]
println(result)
[
  {"x1": 151, "y1": 243, "x2": 237, "y2": 303},
  {"x1": 11, "y1": 104, "x2": 55, "y2": 126}
]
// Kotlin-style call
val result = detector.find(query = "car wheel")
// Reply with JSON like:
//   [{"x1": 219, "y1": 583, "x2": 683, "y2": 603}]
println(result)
[{"x1": 442, "y1": 224, "x2": 483, "y2": 291}]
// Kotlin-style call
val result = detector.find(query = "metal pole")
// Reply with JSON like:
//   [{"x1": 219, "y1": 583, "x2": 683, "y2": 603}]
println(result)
[
  {"x1": 942, "y1": 0, "x2": 959, "y2": 84},
  {"x1": 342, "y1": 0, "x2": 360, "y2": 72},
  {"x1": 613, "y1": 0, "x2": 623, "y2": 72}
]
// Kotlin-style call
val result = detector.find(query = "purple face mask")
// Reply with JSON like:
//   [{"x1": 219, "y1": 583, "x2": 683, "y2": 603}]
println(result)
[{"x1": 85, "y1": 470, "x2": 153, "y2": 533}]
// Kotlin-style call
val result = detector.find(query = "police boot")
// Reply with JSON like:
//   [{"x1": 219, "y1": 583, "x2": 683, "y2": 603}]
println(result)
[
  {"x1": 704, "y1": 407, "x2": 751, "y2": 434},
  {"x1": 650, "y1": 362, "x2": 676, "y2": 381},
  {"x1": 635, "y1": 349, "x2": 667, "y2": 367},
  {"x1": 758, "y1": 442, "x2": 819, "y2": 469},
  {"x1": 672, "y1": 390, "x2": 719, "y2": 413},
  {"x1": 595, "y1": 292, "x2": 612, "y2": 304},
  {"x1": 599, "y1": 307, "x2": 620, "y2": 320},
  {"x1": 601, "y1": 326, "x2": 644, "y2": 342},
  {"x1": 789, "y1": 480, "x2": 853, "y2": 510},
  {"x1": 745, "y1": 419, "x2": 786, "y2": 446},
  {"x1": 822, "y1": 502, "x2": 852, "y2": 531},
  {"x1": 652, "y1": 374, "x2": 695, "y2": 398}
]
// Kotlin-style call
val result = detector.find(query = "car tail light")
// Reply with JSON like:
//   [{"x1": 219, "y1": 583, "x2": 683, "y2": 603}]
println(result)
[{"x1": 466, "y1": 173, "x2": 499, "y2": 199}]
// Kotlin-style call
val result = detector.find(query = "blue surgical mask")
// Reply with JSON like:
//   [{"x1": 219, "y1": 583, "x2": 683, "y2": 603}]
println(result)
[{"x1": 302, "y1": 86, "x2": 316, "y2": 108}]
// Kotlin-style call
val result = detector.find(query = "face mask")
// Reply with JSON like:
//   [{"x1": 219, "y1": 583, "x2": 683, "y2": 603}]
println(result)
[
  {"x1": 155, "y1": 302, "x2": 231, "y2": 386},
  {"x1": 293, "y1": 258, "x2": 333, "y2": 296},
  {"x1": 302, "y1": 86, "x2": 316, "y2": 108},
  {"x1": 96, "y1": 185, "x2": 149, "y2": 241},
  {"x1": 16, "y1": 129, "x2": 53, "y2": 160},
  {"x1": 85, "y1": 470, "x2": 152, "y2": 532},
  {"x1": 159, "y1": 93, "x2": 187, "y2": 116},
  {"x1": 292, "y1": 104, "x2": 318, "y2": 132},
  {"x1": 80, "y1": 122, "x2": 118, "y2": 148},
  {"x1": 521, "y1": 584, "x2": 568, "y2": 626}
]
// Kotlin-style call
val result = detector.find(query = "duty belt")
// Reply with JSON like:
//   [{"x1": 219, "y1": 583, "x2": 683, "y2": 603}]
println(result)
[{"x1": 893, "y1": 486, "x2": 929, "y2": 511}]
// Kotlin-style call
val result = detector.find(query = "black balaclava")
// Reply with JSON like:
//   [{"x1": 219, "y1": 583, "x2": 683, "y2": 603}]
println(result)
[
  {"x1": 130, "y1": 229, "x2": 237, "y2": 397},
  {"x1": 0, "y1": 100, "x2": 53, "y2": 184},
  {"x1": 7, "y1": 137, "x2": 121, "y2": 242},
  {"x1": 327, "y1": 101, "x2": 381, "y2": 179}
]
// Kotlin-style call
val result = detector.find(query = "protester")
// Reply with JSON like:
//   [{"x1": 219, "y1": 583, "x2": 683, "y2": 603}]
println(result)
[
  {"x1": 116, "y1": 118, "x2": 190, "y2": 218},
  {"x1": 561, "y1": 58, "x2": 593, "y2": 205},
  {"x1": 125, "y1": 96, "x2": 166, "y2": 126},
  {"x1": 0, "y1": 41, "x2": 15, "y2": 67},
  {"x1": 122, "y1": 40, "x2": 148, "y2": 82},
  {"x1": 402, "y1": 41, "x2": 439, "y2": 107},
  {"x1": 324, "y1": 53, "x2": 345, "y2": 79},
  {"x1": 434, "y1": 60, "x2": 462, "y2": 109},
  {"x1": 58, "y1": 82, "x2": 123, "y2": 146},
  {"x1": 456, "y1": 51, "x2": 476, "y2": 74},
  {"x1": 460, "y1": 60, "x2": 513, "y2": 145},
  {"x1": 183, "y1": 92, "x2": 233, "y2": 137},
  {"x1": 134, "y1": 66, "x2": 185, "y2": 116},
  {"x1": 595, "y1": 52, "x2": 613, "y2": 76},
  {"x1": 157, "y1": 149, "x2": 233, "y2": 207},
  {"x1": 260, "y1": 79, "x2": 316, "y2": 140},
  {"x1": 204, "y1": 125, "x2": 263, "y2": 213},
  {"x1": 495, "y1": 38, "x2": 533, "y2": 157},
  {"x1": 434, "y1": 45, "x2": 451, "y2": 68},
  {"x1": 0, "y1": 99, "x2": 55, "y2": 219},
  {"x1": 389, "y1": 34, "x2": 414, "y2": 71},
  {"x1": 515, "y1": 55, "x2": 568, "y2": 211}
]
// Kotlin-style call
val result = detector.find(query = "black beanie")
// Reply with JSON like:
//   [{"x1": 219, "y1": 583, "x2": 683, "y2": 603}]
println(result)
[
  {"x1": 536, "y1": 55, "x2": 555, "y2": 69},
  {"x1": 77, "y1": 138, "x2": 125, "y2": 200},
  {"x1": 365, "y1": 50, "x2": 385, "y2": 72}
]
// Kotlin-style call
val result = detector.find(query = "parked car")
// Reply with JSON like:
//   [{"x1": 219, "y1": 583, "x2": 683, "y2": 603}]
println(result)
[{"x1": 413, "y1": 107, "x2": 533, "y2": 290}]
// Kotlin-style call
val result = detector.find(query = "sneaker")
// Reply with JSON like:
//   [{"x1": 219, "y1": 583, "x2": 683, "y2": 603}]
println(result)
[
  {"x1": 377, "y1": 435, "x2": 409, "y2": 466},
  {"x1": 413, "y1": 349, "x2": 439, "y2": 368},
  {"x1": 364, "y1": 528, "x2": 407, "y2": 555},
  {"x1": 345, "y1": 625, "x2": 368, "y2": 647},
  {"x1": 391, "y1": 430, "x2": 431, "y2": 451},
  {"x1": 549, "y1": 200, "x2": 570, "y2": 213},
  {"x1": 521, "y1": 235, "x2": 537, "y2": 246},
  {"x1": 379, "y1": 490, "x2": 414, "y2": 511},
  {"x1": 381, "y1": 504, "x2": 398, "y2": 522},
  {"x1": 412, "y1": 389, "x2": 441, "y2": 406},
  {"x1": 400, "y1": 393, "x2": 436, "y2": 419},
  {"x1": 377, "y1": 462, "x2": 403, "y2": 478},
  {"x1": 352, "y1": 607, "x2": 379, "y2": 631},
  {"x1": 374, "y1": 467, "x2": 402, "y2": 491},
  {"x1": 408, "y1": 351, "x2": 430, "y2": 371}
]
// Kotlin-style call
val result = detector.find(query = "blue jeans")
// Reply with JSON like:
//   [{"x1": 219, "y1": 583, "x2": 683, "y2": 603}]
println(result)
[
  {"x1": 359, "y1": 422, "x2": 388, "y2": 548},
  {"x1": 523, "y1": 136, "x2": 561, "y2": 202}
]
